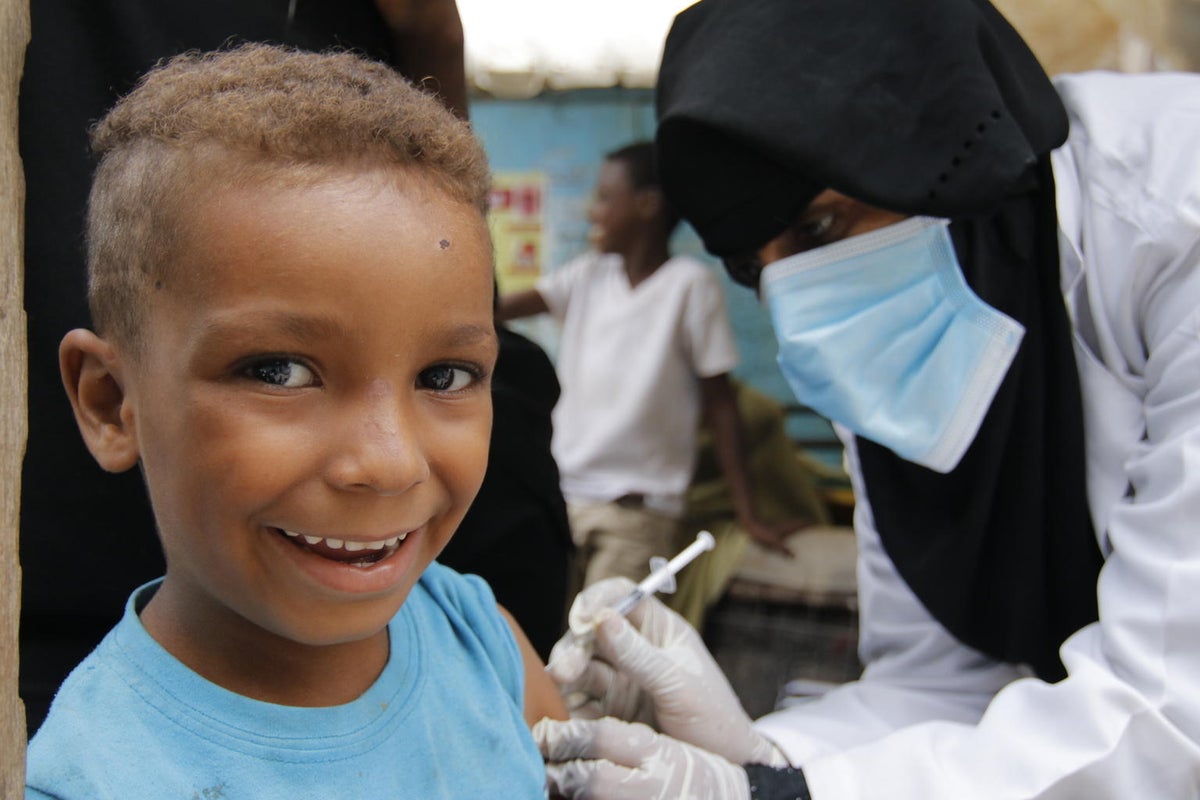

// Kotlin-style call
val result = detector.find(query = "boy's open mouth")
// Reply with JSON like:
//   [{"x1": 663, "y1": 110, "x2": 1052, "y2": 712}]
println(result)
[{"x1": 275, "y1": 528, "x2": 407, "y2": 568}]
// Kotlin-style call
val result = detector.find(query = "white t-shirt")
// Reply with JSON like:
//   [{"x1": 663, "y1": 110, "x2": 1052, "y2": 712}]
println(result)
[{"x1": 537, "y1": 252, "x2": 739, "y2": 515}]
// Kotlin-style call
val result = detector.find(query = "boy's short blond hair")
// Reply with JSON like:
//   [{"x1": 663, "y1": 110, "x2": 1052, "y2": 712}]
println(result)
[{"x1": 87, "y1": 43, "x2": 491, "y2": 353}]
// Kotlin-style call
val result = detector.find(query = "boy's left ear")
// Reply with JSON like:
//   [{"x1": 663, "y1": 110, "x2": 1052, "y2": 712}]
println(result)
[
  {"x1": 59, "y1": 329, "x2": 141, "y2": 473},
  {"x1": 634, "y1": 187, "x2": 666, "y2": 221}
]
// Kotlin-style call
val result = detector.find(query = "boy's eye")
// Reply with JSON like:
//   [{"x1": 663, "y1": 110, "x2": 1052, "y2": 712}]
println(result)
[
  {"x1": 245, "y1": 358, "x2": 317, "y2": 388},
  {"x1": 419, "y1": 364, "x2": 476, "y2": 392}
]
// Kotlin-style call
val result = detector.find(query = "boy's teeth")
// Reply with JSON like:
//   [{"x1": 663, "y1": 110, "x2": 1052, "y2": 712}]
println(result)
[{"x1": 283, "y1": 530, "x2": 409, "y2": 551}]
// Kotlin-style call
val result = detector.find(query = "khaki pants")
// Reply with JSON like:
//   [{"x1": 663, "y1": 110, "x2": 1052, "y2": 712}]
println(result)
[{"x1": 567, "y1": 500, "x2": 684, "y2": 597}]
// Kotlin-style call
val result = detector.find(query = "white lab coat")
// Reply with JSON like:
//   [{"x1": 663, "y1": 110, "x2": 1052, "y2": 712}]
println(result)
[{"x1": 755, "y1": 71, "x2": 1200, "y2": 798}]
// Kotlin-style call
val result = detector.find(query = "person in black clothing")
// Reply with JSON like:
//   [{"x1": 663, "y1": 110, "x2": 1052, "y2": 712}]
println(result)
[{"x1": 445, "y1": 324, "x2": 573, "y2": 662}]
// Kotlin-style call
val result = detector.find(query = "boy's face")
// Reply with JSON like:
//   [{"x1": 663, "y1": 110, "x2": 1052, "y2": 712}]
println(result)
[
  {"x1": 587, "y1": 158, "x2": 645, "y2": 255},
  {"x1": 117, "y1": 170, "x2": 497, "y2": 650}
]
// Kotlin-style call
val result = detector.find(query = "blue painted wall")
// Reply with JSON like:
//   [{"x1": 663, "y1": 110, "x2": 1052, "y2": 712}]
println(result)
[{"x1": 471, "y1": 89, "x2": 840, "y2": 464}]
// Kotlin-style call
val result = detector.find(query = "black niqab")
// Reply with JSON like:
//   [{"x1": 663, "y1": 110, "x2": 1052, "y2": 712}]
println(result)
[{"x1": 656, "y1": 0, "x2": 1102, "y2": 679}]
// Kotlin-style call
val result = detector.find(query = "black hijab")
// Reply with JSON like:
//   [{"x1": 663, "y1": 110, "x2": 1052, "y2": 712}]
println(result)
[{"x1": 656, "y1": 0, "x2": 1102, "y2": 680}]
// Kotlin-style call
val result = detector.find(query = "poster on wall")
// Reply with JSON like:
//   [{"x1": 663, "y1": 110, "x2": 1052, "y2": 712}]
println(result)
[{"x1": 489, "y1": 172, "x2": 545, "y2": 294}]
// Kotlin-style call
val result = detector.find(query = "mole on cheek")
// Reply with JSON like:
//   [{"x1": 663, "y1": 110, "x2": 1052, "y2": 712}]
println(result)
[{"x1": 439, "y1": 239, "x2": 450, "y2": 250}]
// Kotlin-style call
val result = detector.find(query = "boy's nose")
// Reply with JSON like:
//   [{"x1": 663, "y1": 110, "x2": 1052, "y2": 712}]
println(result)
[{"x1": 324, "y1": 388, "x2": 431, "y2": 495}]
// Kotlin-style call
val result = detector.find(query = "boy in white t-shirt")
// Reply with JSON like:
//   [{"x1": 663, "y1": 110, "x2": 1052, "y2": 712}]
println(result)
[{"x1": 499, "y1": 142, "x2": 799, "y2": 591}]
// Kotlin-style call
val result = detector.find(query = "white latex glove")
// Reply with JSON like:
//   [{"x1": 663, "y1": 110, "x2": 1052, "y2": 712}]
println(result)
[
  {"x1": 546, "y1": 578, "x2": 787, "y2": 767},
  {"x1": 547, "y1": 579, "x2": 653, "y2": 725},
  {"x1": 535, "y1": 716, "x2": 751, "y2": 800}
]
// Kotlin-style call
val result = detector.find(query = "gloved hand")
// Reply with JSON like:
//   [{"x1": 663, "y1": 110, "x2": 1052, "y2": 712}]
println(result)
[
  {"x1": 546, "y1": 578, "x2": 788, "y2": 767},
  {"x1": 535, "y1": 716, "x2": 751, "y2": 800}
]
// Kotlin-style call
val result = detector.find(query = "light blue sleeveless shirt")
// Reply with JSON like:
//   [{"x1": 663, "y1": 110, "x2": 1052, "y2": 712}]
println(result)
[{"x1": 27, "y1": 562, "x2": 547, "y2": 799}]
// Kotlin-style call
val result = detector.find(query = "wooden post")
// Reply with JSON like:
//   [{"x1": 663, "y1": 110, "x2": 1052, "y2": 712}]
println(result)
[{"x1": 1, "y1": 0, "x2": 29, "y2": 793}]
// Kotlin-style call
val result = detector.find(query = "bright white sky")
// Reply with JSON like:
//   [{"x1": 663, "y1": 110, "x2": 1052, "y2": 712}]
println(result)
[{"x1": 457, "y1": 0, "x2": 698, "y2": 96}]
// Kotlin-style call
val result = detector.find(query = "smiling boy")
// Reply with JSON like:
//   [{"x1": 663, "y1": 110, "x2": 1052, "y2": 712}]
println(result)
[{"x1": 26, "y1": 44, "x2": 564, "y2": 799}]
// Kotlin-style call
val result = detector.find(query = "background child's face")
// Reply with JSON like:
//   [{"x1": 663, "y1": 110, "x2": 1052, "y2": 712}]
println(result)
[
  {"x1": 121, "y1": 169, "x2": 497, "y2": 650},
  {"x1": 587, "y1": 159, "x2": 643, "y2": 254}
]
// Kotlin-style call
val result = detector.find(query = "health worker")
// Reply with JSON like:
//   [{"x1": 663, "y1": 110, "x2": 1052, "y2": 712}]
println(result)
[{"x1": 533, "y1": 0, "x2": 1200, "y2": 798}]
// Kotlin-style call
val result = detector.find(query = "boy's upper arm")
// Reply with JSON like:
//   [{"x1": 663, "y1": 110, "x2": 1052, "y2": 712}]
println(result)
[
  {"x1": 698, "y1": 371, "x2": 736, "y2": 414},
  {"x1": 497, "y1": 605, "x2": 568, "y2": 727}
]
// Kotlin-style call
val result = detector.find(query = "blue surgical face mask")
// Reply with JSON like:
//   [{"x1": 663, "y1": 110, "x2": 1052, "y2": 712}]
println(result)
[{"x1": 761, "y1": 216, "x2": 1024, "y2": 473}]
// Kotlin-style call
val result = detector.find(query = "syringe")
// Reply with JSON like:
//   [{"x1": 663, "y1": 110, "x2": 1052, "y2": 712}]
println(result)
[
  {"x1": 546, "y1": 530, "x2": 716, "y2": 673},
  {"x1": 610, "y1": 530, "x2": 716, "y2": 616}
]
